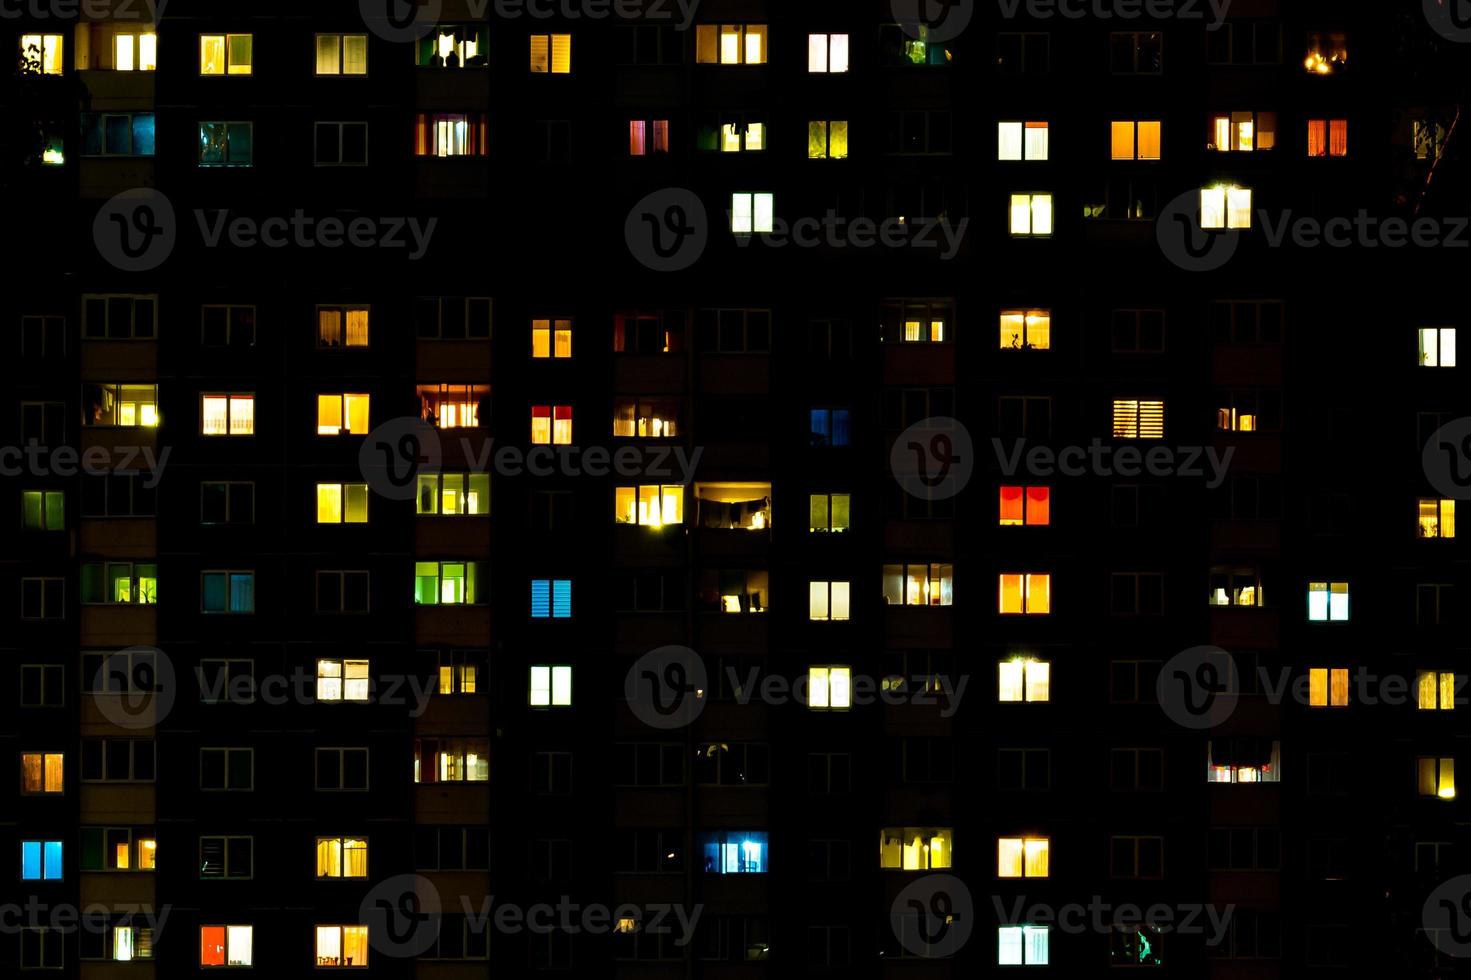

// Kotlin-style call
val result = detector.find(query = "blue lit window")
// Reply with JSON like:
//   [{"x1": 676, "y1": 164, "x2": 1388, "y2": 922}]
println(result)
[
  {"x1": 531, "y1": 579, "x2": 571, "y2": 618},
  {"x1": 810, "y1": 408, "x2": 852, "y2": 447},
  {"x1": 199, "y1": 121, "x2": 253, "y2": 167},
  {"x1": 202, "y1": 572, "x2": 254, "y2": 613},
  {"x1": 21, "y1": 841, "x2": 62, "y2": 880},
  {"x1": 697, "y1": 831, "x2": 768, "y2": 874}
]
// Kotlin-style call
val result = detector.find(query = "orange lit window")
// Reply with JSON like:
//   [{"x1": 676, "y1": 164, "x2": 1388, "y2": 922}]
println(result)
[
  {"x1": 1112, "y1": 400, "x2": 1164, "y2": 439},
  {"x1": 200, "y1": 925, "x2": 252, "y2": 967},
  {"x1": 21, "y1": 752, "x2": 63, "y2": 794},
  {"x1": 1110, "y1": 120, "x2": 1161, "y2": 160},
  {"x1": 999, "y1": 486, "x2": 1050, "y2": 526},
  {"x1": 1307, "y1": 667, "x2": 1349, "y2": 707},
  {"x1": 1307, "y1": 119, "x2": 1347, "y2": 157},
  {"x1": 999, "y1": 310, "x2": 1050, "y2": 350},
  {"x1": 532, "y1": 319, "x2": 573, "y2": 358},
  {"x1": 1419, "y1": 499, "x2": 1456, "y2": 539},
  {"x1": 999, "y1": 573, "x2": 1050, "y2": 614},
  {"x1": 531, "y1": 405, "x2": 573, "y2": 445}
]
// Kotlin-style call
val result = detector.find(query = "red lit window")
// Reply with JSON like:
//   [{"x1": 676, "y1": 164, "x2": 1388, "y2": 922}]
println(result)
[
  {"x1": 531, "y1": 404, "x2": 573, "y2": 445},
  {"x1": 1000, "y1": 486, "x2": 1050, "y2": 526},
  {"x1": 1307, "y1": 119, "x2": 1347, "y2": 157}
]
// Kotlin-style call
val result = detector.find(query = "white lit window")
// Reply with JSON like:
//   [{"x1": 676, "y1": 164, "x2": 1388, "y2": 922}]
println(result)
[
  {"x1": 1009, "y1": 193, "x2": 1053, "y2": 236},
  {"x1": 808, "y1": 666, "x2": 852, "y2": 710},
  {"x1": 998, "y1": 659, "x2": 1050, "y2": 702},
  {"x1": 314, "y1": 925, "x2": 369, "y2": 968},
  {"x1": 1307, "y1": 581, "x2": 1349, "y2": 621},
  {"x1": 998, "y1": 926, "x2": 1050, "y2": 965},
  {"x1": 20, "y1": 34, "x2": 63, "y2": 75},
  {"x1": 731, "y1": 193, "x2": 775, "y2": 234},
  {"x1": 808, "y1": 33, "x2": 849, "y2": 73},
  {"x1": 1199, "y1": 185, "x2": 1253, "y2": 229},
  {"x1": 529, "y1": 665, "x2": 572, "y2": 707},
  {"x1": 998, "y1": 121, "x2": 1048, "y2": 161},
  {"x1": 201, "y1": 394, "x2": 254, "y2": 435},
  {"x1": 809, "y1": 581, "x2": 851, "y2": 621},
  {"x1": 317, "y1": 659, "x2": 369, "y2": 703},
  {"x1": 1420, "y1": 327, "x2": 1456, "y2": 367},
  {"x1": 113, "y1": 32, "x2": 158, "y2": 72}
]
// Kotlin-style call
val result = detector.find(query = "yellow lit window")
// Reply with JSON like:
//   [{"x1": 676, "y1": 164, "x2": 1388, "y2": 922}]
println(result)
[
  {"x1": 697, "y1": 24, "x2": 767, "y2": 65},
  {"x1": 810, "y1": 493, "x2": 850, "y2": 532},
  {"x1": 998, "y1": 659, "x2": 1050, "y2": 702},
  {"x1": 1419, "y1": 756, "x2": 1455, "y2": 799},
  {"x1": 532, "y1": 318, "x2": 573, "y2": 358},
  {"x1": 999, "y1": 573, "x2": 1050, "y2": 615},
  {"x1": 114, "y1": 32, "x2": 158, "y2": 72},
  {"x1": 1210, "y1": 112, "x2": 1276, "y2": 152},
  {"x1": 1307, "y1": 118, "x2": 1348, "y2": 157},
  {"x1": 1009, "y1": 193, "x2": 1053, "y2": 236},
  {"x1": 901, "y1": 318, "x2": 945, "y2": 342},
  {"x1": 999, "y1": 486, "x2": 1050, "y2": 526},
  {"x1": 1420, "y1": 499, "x2": 1456, "y2": 538},
  {"x1": 138, "y1": 838, "x2": 157, "y2": 870},
  {"x1": 529, "y1": 33, "x2": 571, "y2": 73},
  {"x1": 614, "y1": 398, "x2": 679, "y2": 438},
  {"x1": 20, "y1": 34, "x2": 62, "y2": 75},
  {"x1": 1112, "y1": 399, "x2": 1164, "y2": 439},
  {"x1": 809, "y1": 581, "x2": 851, "y2": 621},
  {"x1": 21, "y1": 752, "x2": 64, "y2": 794},
  {"x1": 1419, "y1": 327, "x2": 1456, "y2": 367},
  {"x1": 883, "y1": 563, "x2": 953, "y2": 606},
  {"x1": 316, "y1": 483, "x2": 369, "y2": 524},
  {"x1": 998, "y1": 121, "x2": 1048, "y2": 161},
  {"x1": 315, "y1": 837, "x2": 368, "y2": 878},
  {"x1": 200, "y1": 34, "x2": 252, "y2": 75},
  {"x1": 315, "y1": 925, "x2": 369, "y2": 968},
  {"x1": 1418, "y1": 671, "x2": 1456, "y2": 711},
  {"x1": 1111, "y1": 120, "x2": 1160, "y2": 160},
  {"x1": 317, "y1": 393, "x2": 370, "y2": 436},
  {"x1": 418, "y1": 384, "x2": 486, "y2": 429},
  {"x1": 1200, "y1": 185, "x2": 1252, "y2": 229},
  {"x1": 318, "y1": 306, "x2": 369, "y2": 348},
  {"x1": 317, "y1": 659, "x2": 369, "y2": 702},
  {"x1": 807, "y1": 120, "x2": 849, "y2": 160},
  {"x1": 1307, "y1": 667, "x2": 1349, "y2": 707},
  {"x1": 1000, "y1": 309, "x2": 1050, "y2": 349},
  {"x1": 531, "y1": 404, "x2": 573, "y2": 445},
  {"x1": 720, "y1": 122, "x2": 765, "y2": 152},
  {"x1": 998, "y1": 836, "x2": 1049, "y2": 878},
  {"x1": 615, "y1": 485, "x2": 684, "y2": 527},
  {"x1": 201, "y1": 394, "x2": 254, "y2": 435},
  {"x1": 438, "y1": 657, "x2": 477, "y2": 695},
  {"x1": 880, "y1": 828, "x2": 952, "y2": 870},
  {"x1": 808, "y1": 666, "x2": 851, "y2": 709},
  {"x1": 315, "y1": 34, "x2": 367, "y2": 75},
  {"x1": 1304, "y1": 31, "x2": 1346, "y2": 74}
]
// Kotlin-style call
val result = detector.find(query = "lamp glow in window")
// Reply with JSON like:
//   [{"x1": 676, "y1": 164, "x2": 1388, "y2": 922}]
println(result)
[
  {"x1": 698, "y1": 831, "x2": 768, "y2": 873},
  {"x1": 529, "y1": 33, "x2": 571, "y2": 73},
  {"x1": 1112, "y1": 399, "x2": 1164, "y2": 439},
  {"x1": 1307, "y1": 581, "x2": 1349, "y2": 621},
  {"x1": 1111, "y1": 120, "x2": 1161, "y2": 160},
  {"x1": 1307, "y1": 118, "x2": 1348, "y2": 157},
  {"x1": 1210, "y1": 111, "x2": 1276, "y2": 152},
  {"x1": 1009, "y1": 193, "x2": 1053, "y2": 236},
  {"x1": 113, "y1": 32, "x2": 158, "y2": 72},
  {"x1": 882, "y1": 563, "x2": 954, "y2": 606},
  {"x1": 614, "y1": 485, "x2": 683, "y2": 527},
  {"x1": 998, "y1": 659, "x2": 1050, "y2": 702},
  {"x1": 20, "y1": 34, "x2": 63, "y2": 74},
  {"x1": 531, "y1": 404, "x2": 573, "y2": 445},
  {"x1": 1418, "y1": 671, "x2": 1457, "y2": 711},
  {"x1": 997, "y1": 836, "x2": 1049, "y2": 878},
  {"x1": 807, "y1": 666, "x2": 852, "y2": 709},
  {"x1": 997, "y1": 121, "x2": 1048, "y2": 161},
  {"x1": 809, "y1": 581, "x2": 851, "y2": 621},
  {"x1": 1199, "y1": 185, "x2": 1252, "y2": 229},
  {"x1": 1206, "y1": 739, "x2": 1280, "y2": 783},
  {"x1": 901, "y1": 317, "x2": 946, "y2": 342},
  {"x1": 532, "y1": 318, "x2": 573, "y2": 358},
  {"x1": 315, "y1": 925, "x2": 369, "y2": 967},
  {"x1": 530, "y1": 578, "x2": 572, "y2": 618},
  {"x1": 808, "y1": 120, "x2": 849, "y2": 160},
  {"x1": 1419, "y1": 757, "x2": 1456, "y2": 799},
  {"x1": 1419, "y1": 499, "x2": 1456, "y2": 538},
  {"x1": 1307, "y1": 667, "x2": 1349, "y2": 707},
  {"x1": 1304, "y1": 31, "x2": 1346, "y2": 74},
  {"x1": 316, "y1": 393, "x2": 370, "y2": 436},
  {"x1": 316, "y1": 483, "x2": 369, "y2": 524},
  {"x1": 1419, "y1": 327, "x2": 1456, "y2": 367},
  {"x1": 998, "y1": 926, "x2": 1050, "y2": 966},
  {"x1": 614, "y1": 397, "x2": 680, "y2": 438},
  {"x1": 21, "y1": 752, "x2": 64, "y2": 793},
  {"x1": 315, "y1": 838, "x2": 368, "y2": 878},
  {"x1": 695, "y1": 483, "x2": 769, "y2": 530},
  {"x1": 317, "y1": 659, "x2": 369, "y2": 702},
  {"x1": 529, "y1": 665, "x2": 572, "y2": 707},
  {"x1": 202, "y1": 394, "x2": 253, "y2": 435},
  {"x1": 879, "y1": 828, "x2": 953, "y2": 870},
  {"x1": 413, "y1": 113, "x2": 488, "y2": 157},
  {"x1": 200, "y1": 34, "x2": 252, "y2": 75},
  {"x1": 199, "y1": 925, "x2": 253, "y2": 967},
  {"x1": 999, "y1": 486, "x2": 1050, "y2": 526},
  {"x1": 416, "y1": 472, "x2": 490, "y2": 515},
  {"x1": 999, "y1": 310, "x2": 1050, "y2": 349},
  {"x1": 810, "y1": 493, "x2": 850, "y2": 532},
  {"x1": 808, "y1": 33, "x2": 849, "y2": 73},
  {"x1": 418, "y1": 26, "x2": 485, "y2": 67},
  {"x1": 998, "y1": 573, "x2": 1050, "y2": 614},
  {"x1": 731, "y1": 193, "x2": 775, "y2": 234}
]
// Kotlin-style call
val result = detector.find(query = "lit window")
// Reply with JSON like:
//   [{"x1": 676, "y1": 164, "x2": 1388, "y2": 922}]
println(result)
[
  {"x1": 530, "y1": 33, "x2": 572, "y2": 73},
  {"x1": 1200, "y1": 185, "x2": 1252, "y2": 229},
  {"x1": 1307, "y1": 118, "x2": 1348, "y2": 157},
  {"x1": 315, "y1": 925, "x2": 369, "y2": 967},
  {"x1": 317, "y1": 306, "x2": 369, "y2": 348},
  {"x1": 880, "y1": 828, "x2": 952, "y2": 870},
  {"x1": 614, "y1": 397, "x2": 679, "y2": 438},
  {"x1": 695, "y1": 483, "x2": 769, "y2": 530},
  {"x1": 416, "y1": 473, "x2": 490, "y2": 516},
  {"x1": 199, "y1": 121, "x2": 253, "y2": 166},
  {"x1": 998, "y1": 659, "x2": 1050, "y2": 702},
  {"x1": 999, "y1": 486, "x2": 1050, "y2": 526},
  {"x1": 808, "y1": 581, "x2": 851, "y2": 621},
  {"x1": 1111, "y1": 120, "x2": 1161, "y2": 160},
  {"x1": 437, "y1": 652, "x2": 478, "y2": 695},
  {"x1": 696, "y1": 24, "x2": 767, "y2": 65},
  {"x1": 699, "y1": 831, "x2": 768, "y2": 873},
  {"x1": 530, "y1": 665, "x2": 573, "y2": 707},
  {"x1": 700, "y1": 569, "x2": 768, "y2": 613},
  {"x1": 414, "y1": 112, "x2": 488, "y2": 157},
  {"x1": 20, "y1": 840, "x2": 63, "y2": 880},
  {"x1": 1419, "y1": 327, "x2": 1456, "y2": 367},
  {"x1": 202, "y1": 571, "x2": 254, "y2": 613},
  {"x1": 418, "y1": 384, "x2": 486, "y2": 429},
  {"x1": 416, "y1": 26, "x2": 486, "y2": 67},
  {"x1": 1209, "y1": 111, "x2": 1276, "y2": 152},
  {"x1": 83, "y1": 383, "x2": 159, "y2": 427},
  {"x1": 316, "y1": 483, "x2": 369, "y2": 524},
  {"x1": 616, "y1": 485, "x2": 684, "y2": 527},
  {"x1": 1419, "y1": 499, "x2": 1456, "y2": 538},
  {"x1": 315, "y1": 34, "x2": 367, "y2": 75},
  {"x1": 808, "y1": 666, "x2": 852, "y2": 709},
  {"x1": 1208, "y1": 567, "x2": 1262, "y2": 606},
  {"x1": 882, "y1": 564, "x2": 954, "y2": 606},
  {"x1": 21, "y1": 34, "x2": 62, "y2": 74},
  {"x1": 731, "y1": 192, "x2": 775, "y2": 234},
  {"x1": 997, "y1": 836, "x2": 1049, "y2": 878},
  {"x1": 413, "y1": 562, "x2": 484, "y2": 605},
  {"x1": 532, "y1": 318, "x2": 573, "y2": 358},
  {"x1": 628, "y1": 119, "x2": 671, "y2": 156},
  {"x1": 1009, "y1": 193, "x2": 1052, "y2": 236},
  {"x1": 201, "y1": 394, "x2": 254, "y2": 435},
  {"x1": 808, "y1": 33, "x2": 849, "y2": 73},
  {"x1": 530, "y1": 578, "x2": 572, "y2": 618},
  {"x1": 82, "y1": 827, "x2": 157, "y2": 871},
  {"x1": 808, "y1": 120, "x2": 849, "y2": 160},
  {"x1": 315, "y1": 838, "x2": 367, "y2": 878},
  {"x1": 81, "y1": 562, "x2": 158, "y2": 605},
  {"x1": 998, "y1": 926, "x2": 1050, "y2": 966},
  {"x1": 316, "y1": 659, "x2": 369, "y2": 703},
  {"x1": 998, "y1": 121, "x2": 1048, "y2": 161},
  {"x1": 1307, "y1": 581, "x2": 1350, "y2": 622},
  {"x1": 999, "y1": 574, "x2": 1050, "y2": 615},
  {"x1": 1112, "y1": 399, "x2": 1164, "y2": 439},
  {"x1": 810, "y1": 493, "x2": 850, "y2": 532},
  {"x1": 21, "y1": 752, "x2": 64, "y2": 794},
  {"x1": 700, "y1": 119, "x2": 766, "y2": 153},
  {"x1": 1304, "y1": 31, "x2": 1346, "y2": 74},
  {"x1": 199, "y1": 34, "x2": 252, "y2": 75},
  {"x1": 531, "y1": 404, "x2": 573, "y2": 445},
  {"x1": 1206, "y1": 739, "x2": 1280, "y2": 783},
  {"x1": 104, "y1": 30, "x2": 157, "y2": 72},
  {"x1": 1419, "y1": 757, "x2": 1456, "y2": 799},
  {"x1": 1418, "y1": 671, "x2": 1457, "y2": 711},
  {"x1": 22, "y1": 491, "x2": 65, "y2": 531},
  {"x1": 317, "y1": 394, "x2": 370, "y2": 436},
  {"x1": 883, "y1": 23, "x2": 951, "y2": 66},
  {"x1": 111, "y1": 925, "x2": 152, "y2": 960},
  {"x1": 810, "y1": 408, "x2": 852, "y2": 447},
  {"x1": 1307, "y1": 668, "x2": 1349, "y2": 707},
  {"x1": 999, "y1": 310, "x2": 1050, "y2": 350},
  {"x1": 414, "y1": 738, "x2": 488, "y2": 783}
]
